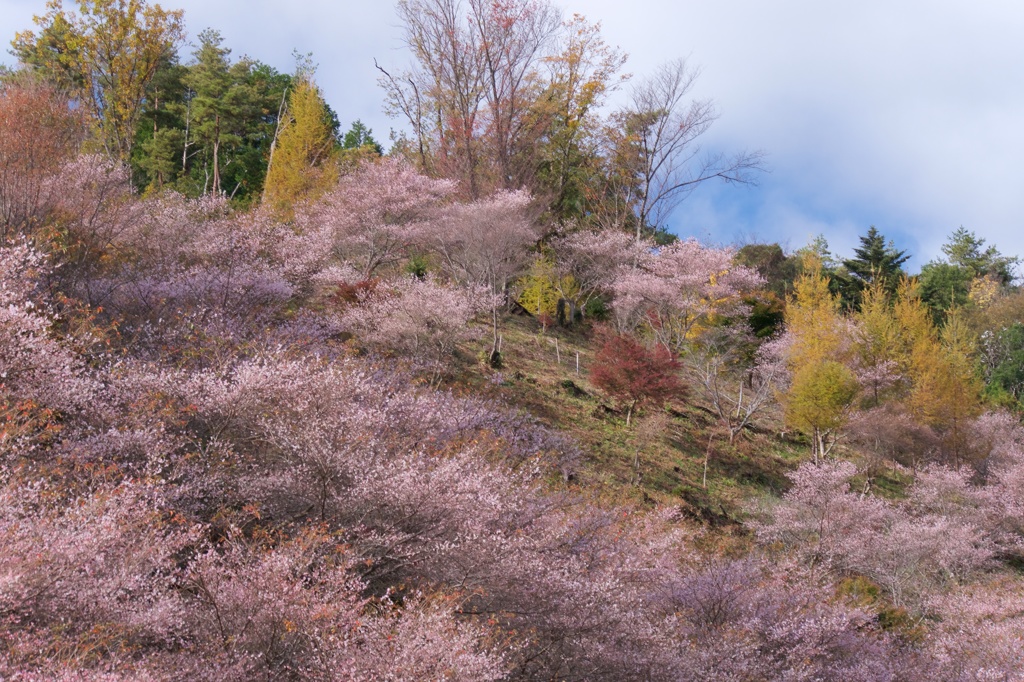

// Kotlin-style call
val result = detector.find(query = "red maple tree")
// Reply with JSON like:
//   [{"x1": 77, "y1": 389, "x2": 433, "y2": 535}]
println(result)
[{"x1": 590, "y1": 328, "x2": 686, "y2": 426}]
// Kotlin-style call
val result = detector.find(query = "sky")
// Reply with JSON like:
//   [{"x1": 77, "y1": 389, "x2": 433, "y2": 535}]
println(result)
[{"x1": 2, "y1": 0, "x2": 1022, "y2": 272}]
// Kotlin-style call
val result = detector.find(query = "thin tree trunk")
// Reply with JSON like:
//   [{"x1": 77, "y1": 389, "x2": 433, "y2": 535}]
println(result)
[
  {"x1": 703, "y1": 431, "x2": 713, "y2": 489},
  {"x1": 212, "y1": 116, "x2": 221, "y2": 195},
  {"x1": 263, "y1": 88, "x2": 289, "y2": 203}
]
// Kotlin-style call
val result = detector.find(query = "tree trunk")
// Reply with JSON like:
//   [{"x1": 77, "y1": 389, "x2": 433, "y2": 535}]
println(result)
[
  {"x1": 212, "y1": 119, "x2": 221, "y2": 195},
  {"x1": 703, "y1": 431, "x2": 713, "y2": 489}
]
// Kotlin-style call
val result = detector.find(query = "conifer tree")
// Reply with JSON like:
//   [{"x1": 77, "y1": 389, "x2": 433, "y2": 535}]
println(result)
[
  {"x1": 853, "y1": 279, "x2": 902, "y2": 407},
  {"x1": 892, "y1": 279, "x2": 983, "y2": 467},
  {"x1": 782, "y1": 254, "x2": 858, "y2": 461},
  {"x1": 892, "y1": 278, "x2": 937, "y2": 369},
  {"x1": 185, "y1": 30, "x2": 258, "y2": 196},
  {"x1": 263, "y1": 76, "x2": 339, "y2": 217},
  {"x1": 840, "y1": 226, "x2": 909, "y2": 306},
  {"x1": 843, "y1": 226, "x2": 909, "y2": 286},
  {"x1": 785, "y1": 254, "x2": 846, "y2": 367},
  {"x1": 907, "y1": 308, "x2": 983, "y2": 467}
]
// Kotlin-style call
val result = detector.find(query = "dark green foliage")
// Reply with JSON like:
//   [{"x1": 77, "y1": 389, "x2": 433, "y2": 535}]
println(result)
[
  {"x1": 746, "y1": 295, "x2": 785, "y2": 339},
  {"x1": 918, "y1": 261, "x2": 973, "y2": 316},
  {"x1": 918, "y1": 227, "x2": 1018, "y2": 319},
  {"x1": 942, "y1": 226, "x2": 1018, "y2": 284},
  {"x1": 583, "y1": 296, "x2": 610, "y2": 321},
  {"x1": 342, "y1": 119, "x2": 383, "y2": 154},
  {"x1": 736, "y1": 243, "x2": 799, "y2": 299},
  {"x1": 127, "y1": 31, "x2": 292, "y2": 203},
  {"x1": 981, "y1": 322, "x2": 1024, "y2": 407},
  {"x1": 839, "y1": 226, "x2": 909, "y2": 307},
  {"x1": 843, "y1": 226, "x2": 910, "y2": 284}
]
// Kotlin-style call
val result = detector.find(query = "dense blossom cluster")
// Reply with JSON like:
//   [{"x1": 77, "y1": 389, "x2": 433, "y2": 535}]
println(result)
[{"x1": 2, "y1": 136, "x2": 1024, "y2": 680}]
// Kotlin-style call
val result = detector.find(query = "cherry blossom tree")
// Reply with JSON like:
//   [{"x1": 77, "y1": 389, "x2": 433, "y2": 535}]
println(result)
[
  {"x1": 425, "y1": 189, "x2": 541, "y2": 364},
  {"x1": 754, "y1": 460, "x2": 995, "y2": 612},
  {"x1": 295, "y1": 158, "x2": 454, "y2": 279},
  {"x1": 339, "y1": 275, "x2": 488, "y2": 384},
  {"x1": 611, "y1": 239, "x2": 762, "y2": 352},
  {"x1": 551, "y1": 228, "x2": 648, "y2": 320}
]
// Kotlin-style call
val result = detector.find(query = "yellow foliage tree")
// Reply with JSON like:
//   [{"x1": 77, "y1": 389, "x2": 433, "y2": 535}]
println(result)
[
  {"x1": 12, "y1": 0, "x2": 185, "y2": 162},
  {"x1": 517, "y1": 257, "x2": 579, "y2": 326},
  {"x1": 853, "y1": 279, "x2": 902, "y2": 407},
  {"x1": 891, "y1": 279, "x2": 983, "y2": 467},
  {"x1": 782, "y1": 254, "x2": 858, "y2": 461},
  {"x1": 263, "y1": 77, "x2": 338, "y2": 218},
  {"x1": 909, "y1": 309, "x2": 983, "y2": 467},
  {"x1": 786, "y1": 360, "x2": 860, "y2": 461},
  {"x1": 892, "y1": 278, "x2": 937, "y2": 373}
]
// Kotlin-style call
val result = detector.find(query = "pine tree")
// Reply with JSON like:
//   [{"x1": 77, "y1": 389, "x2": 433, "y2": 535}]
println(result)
[
  {"x1": 843, "y1": 226, "x2": 910, "y2": 285},
  {"x1": 838, "y1": 226, "x2": 909, "y2": 308},
  {"x1": 341, "y1": 119, "x2": 383, "y2": 154},
  {"x1": 185, "y1": 30, "x2": 258, "y2": 196}
]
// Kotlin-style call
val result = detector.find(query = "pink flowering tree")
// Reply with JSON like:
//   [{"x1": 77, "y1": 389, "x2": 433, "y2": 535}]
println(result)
[
  {"x1": 611, "y1": 238, "x2": 762, "y2": 352},
  {"x1": 551, "y1": 229, "x2": 649, "y2": 320},
  {"x1": 0, "y1": 242, "x2": 98, "y2": 457},
  {"x1": 424, "y1": 189, "x2": 541, "y2": 365},
  {"x1": 295, "y1": 158, "x2": 455, "y2": 279},
  {"x1": 339, "y1": 275, "x2": 489, "y2": 385},
  {"x1": 754, "y1": 460, "x2": 995, "y2": 612}
]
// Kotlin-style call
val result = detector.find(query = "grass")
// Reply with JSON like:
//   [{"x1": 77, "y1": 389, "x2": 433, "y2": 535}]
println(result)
[{"x1": 452, "y1": 313, "x2": 810, "y2": 527}]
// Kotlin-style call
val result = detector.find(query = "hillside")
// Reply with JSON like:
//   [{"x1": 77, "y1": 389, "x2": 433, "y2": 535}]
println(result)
[{"x1": 3, "y1": 1, "x2": 1024, "y2": 680}]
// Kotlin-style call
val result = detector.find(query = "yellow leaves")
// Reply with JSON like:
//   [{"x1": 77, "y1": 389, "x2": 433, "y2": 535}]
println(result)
[
  {"x1": 786, "y1": 360, "x2": 859, "y2": 435},
  {"x1": 12, "y1": 0, "x2": 185, "y2": 160},
  {"x1": 516, "y1": 257, "x2": 578, "y2": 319},
  {"x1": 785, "y1": 255, "x2": 846, "y2": 368},
  {"x1": 782, "y1": 256, "x2": 858, "y2": 458},
  {"x1": 263, "y1": 77, "x2": 339, "y2": 219},
  {"x1": 969, "y1": 274, "x2": 1002, "y2": 309},
  {"x1": 892, "y1": 282, "x2": 982, "y2": 442}
]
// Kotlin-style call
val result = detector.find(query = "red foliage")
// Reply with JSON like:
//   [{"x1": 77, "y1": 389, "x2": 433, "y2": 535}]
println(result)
[
  {"x1": 0, "y1": 75, "x2": 84, "y2": 240},
  {"x1": 590, "y1": 328, "x2": 686, "y2": 425},
  {"x1": 332, "y1": 278, "x2": 381, "y2": 308}
]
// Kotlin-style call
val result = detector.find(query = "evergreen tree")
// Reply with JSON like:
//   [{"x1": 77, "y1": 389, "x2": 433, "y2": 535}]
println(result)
[
  {"x1": 341, "y1": 119, "x2": 383, "y2": 154},
  {"x1": 840, "y1": 226, "x2": 909, "y2": 306},
  {"x1": 942, "y1": 226, "x2": 1017, "y2": 283},
  {"x1": 919, "y1": 227, "x2": 1019, "y2": 319},
  {"x1": 184, "y1": 30, "x2": 258, "y2": 196},
  {"x1": 131, "y1": 53, "x2": 188, "y2": 192}
]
